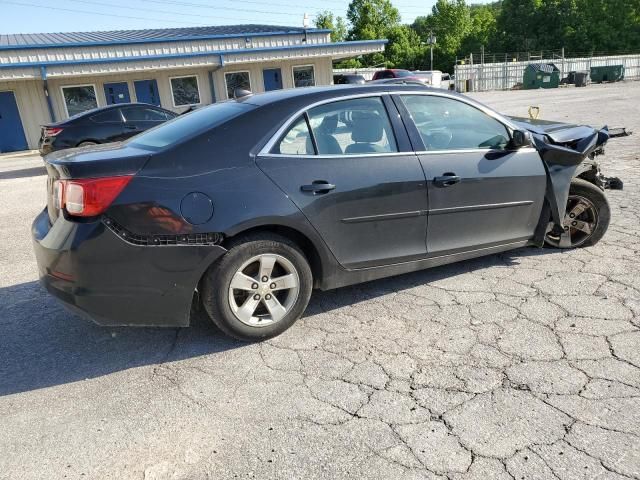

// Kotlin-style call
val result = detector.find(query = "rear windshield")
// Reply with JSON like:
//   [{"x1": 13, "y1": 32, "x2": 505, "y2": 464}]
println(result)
[
  {"x1": 395, "y1": 70, "x2": 414, "y2": 78},
  {"x1": 128, "y1": 101, "x2": 253, "y2": 150}
]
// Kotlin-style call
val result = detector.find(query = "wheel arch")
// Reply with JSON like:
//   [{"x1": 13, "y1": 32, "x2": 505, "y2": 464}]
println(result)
[{"x1": 221, "y1": 224, "x2": 325, "y2": 289}]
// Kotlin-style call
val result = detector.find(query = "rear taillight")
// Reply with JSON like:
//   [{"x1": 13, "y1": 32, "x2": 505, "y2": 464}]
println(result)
[
  {"x1": 56, "y1": 176, "x2": 133, "y2": 217},
  {"x1": 44, "y1": 127, "x2": 64, "y2": 137}
]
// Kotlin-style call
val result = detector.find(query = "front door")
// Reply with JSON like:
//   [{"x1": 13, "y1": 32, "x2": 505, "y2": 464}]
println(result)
[
  {"x1": 397, "y1": 94, "x2": 547, "y2": 255},
  {"x1": 134, "y1": 80, "x2": 160, "y2": 106},
  {"x1": 263, "y1": 68, "x2": 283, "y2": 91},
  {"x1": 104, "y1": 82, "x2": 131, "y2": 105},
  {"x1": 0, "y1": 91, "x2": 28, "y2": 153},
  {"x1": 257, "y1": 96, "x2": 428, "y2": 269}
]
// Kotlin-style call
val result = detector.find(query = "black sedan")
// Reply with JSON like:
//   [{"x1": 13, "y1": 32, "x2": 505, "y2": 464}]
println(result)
[
  {"x1": 33, "y1": 85, "x2": 613, "y2": 341},
  {"x1": 38, "y1": 103, "x2": 178, "y2": 155}
]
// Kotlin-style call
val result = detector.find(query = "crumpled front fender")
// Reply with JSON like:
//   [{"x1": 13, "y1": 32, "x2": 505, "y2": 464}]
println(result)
[{"x1": 533, "y1": 127, "x2": 609, "y2": 229}]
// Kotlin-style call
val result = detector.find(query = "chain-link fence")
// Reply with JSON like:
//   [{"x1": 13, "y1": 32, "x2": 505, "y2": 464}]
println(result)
[{"x1": 454, "y1": 53, "x2": 640, "y2": 92}]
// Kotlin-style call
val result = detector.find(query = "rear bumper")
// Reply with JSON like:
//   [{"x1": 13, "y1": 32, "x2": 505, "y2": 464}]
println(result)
[{"x1": 32, "y1": 209, "x2": 226, "y2": 327}]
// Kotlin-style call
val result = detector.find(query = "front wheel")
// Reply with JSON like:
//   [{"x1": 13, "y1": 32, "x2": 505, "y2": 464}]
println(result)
[
  {"x1": 201, "y1": 234, "x2": 313, "y2": 341},
  {"x1": 545, "y1": 178, "x2": 610, "y2": 248}
]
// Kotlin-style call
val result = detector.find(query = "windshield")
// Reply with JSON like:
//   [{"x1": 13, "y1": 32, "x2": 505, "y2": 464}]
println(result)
[
  {"x1": 395, "y1": 70, "x2": 414, "y2": 78},
  {"x1": 128, "y1": 101, "x2": 253, "y2": 150}
]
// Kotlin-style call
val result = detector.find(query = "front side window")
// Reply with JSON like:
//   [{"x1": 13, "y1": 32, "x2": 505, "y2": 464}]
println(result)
[
  {"x1": 122, "y1": 106, "x2": 169, "y2": 122},
  {"x1": 276, "y1": 116, "x2": 314, "y2": 155},
  {"x1": 62, "y1": 85, "x2": 97, "y2": 117},
  {"x1": 400, "y1": 95, "x2": 510, "y2": 150},
  {"x1": 225, "y1": 71, "x2": 251, "y2": 99},
  {"x1": 308, "y1": 97, "x2": 398, "y2": 155},
  {"x1": 170, "y1": 76, "x2": 200, "y2": 107},
  {"x1": 293, "y1": 66, "x2": 315, "y2": 88}
]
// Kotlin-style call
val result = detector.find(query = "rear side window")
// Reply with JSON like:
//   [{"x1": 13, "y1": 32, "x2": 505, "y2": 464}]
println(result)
[
  {"x1": 400, "y1": 95, "x2": 510, "y2": 150},
  {"x1": 122, "y1": 106, "x2": 169, "y2": 122},
  {"x1": 273, "y1": 97, "x2": 398, "y2": 156},
  {"x1": 276, "y1": 116, "x2": 314, "y2": 155},
  {"x1": 307, "y1": 97, "x2": 397, "y2": 155},
  {"x1": 90, "y1": 109, "x2": 122, "y2": 123},
  {"x1": 128, "y1": 102, "x2": 252, "y2": 149}
]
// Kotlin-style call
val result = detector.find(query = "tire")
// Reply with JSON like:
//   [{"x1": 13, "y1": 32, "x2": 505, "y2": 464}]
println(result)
[
  {"x1": 545, "y1": 178, "x2": 610, "y2": 248},
  {"x1": 201, "y1": 233, "x2": 313, "y2": 341}
]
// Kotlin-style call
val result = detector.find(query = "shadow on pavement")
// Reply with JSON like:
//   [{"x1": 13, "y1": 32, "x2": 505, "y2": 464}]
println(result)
[
  {"x1": 0, "y1": 166, "x2": 46, "y2": 180},
  {"x1": 0, "y1": 247, "x2": 552, "y2": 397},
  {"x1": 0, "y1": 281, "x2": 244, "y2": 397}
]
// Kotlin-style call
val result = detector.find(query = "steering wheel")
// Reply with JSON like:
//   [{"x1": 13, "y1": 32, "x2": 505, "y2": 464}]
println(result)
[{"x1": 424, "y1": 128, "x2": 453, "y2": 150}]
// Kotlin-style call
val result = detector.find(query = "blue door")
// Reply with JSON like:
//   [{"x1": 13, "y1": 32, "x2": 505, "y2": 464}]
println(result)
[
  {"x1": 0, "y1": 91, "x2": 28, "y2": 153},
  {"x1": 134, "y1": 79, "x2": 161, "y2": 106},
  {"x1": 104, "y1": 82, "x2": 131, "y2": 105},
  {"x1": 263, "y1": 68, "x2": 283, "y2": 91}
]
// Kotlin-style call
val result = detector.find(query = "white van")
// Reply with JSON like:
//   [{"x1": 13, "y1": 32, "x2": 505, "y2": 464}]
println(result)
[{"x1": 412, "y1": 70, "x2": 443, "y2": 88}]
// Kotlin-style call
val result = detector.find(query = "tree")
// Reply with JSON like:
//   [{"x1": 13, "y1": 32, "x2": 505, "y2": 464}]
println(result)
[
  {"x1": 314, "y1": 10, "x2": 348, "y2": 43},
  {"x1": 413, "y1": 0, "x2": 472, "y2": 71},
  {"x1": 346, "y1": 0, "x2": 401, "y2": 40},
  {"x1": 385, "y1": 25, "x2": 427, "y2": 69},
  {"x1": 460, "y1": 4, "x2": 499, "y2": 53}
]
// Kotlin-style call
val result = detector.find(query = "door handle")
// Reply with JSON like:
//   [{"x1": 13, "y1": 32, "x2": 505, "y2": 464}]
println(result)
[
  {"x1": 124, "y1": 125, "x2": 139, "y2": 130},
  {"x1": 433, "y1": 173, "x2": 461, "y2": 187},
  {"x1": 301, "y1": 181, "x2": 336, "y2": 194}
]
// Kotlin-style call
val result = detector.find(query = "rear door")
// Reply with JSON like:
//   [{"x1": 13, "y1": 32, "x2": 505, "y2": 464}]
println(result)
[
  {"x1": 396, "y1": 93, "x2": 547, "y2": 255},
  {"x1": 87, "y1": 108, "x2": 126, "y2": 143},
  {"x1": 120, "y1": 105, "x2": 171, "y2": 138},
  {"x1": 257, "y1": 95, "x2": 429, "y2": 269}
]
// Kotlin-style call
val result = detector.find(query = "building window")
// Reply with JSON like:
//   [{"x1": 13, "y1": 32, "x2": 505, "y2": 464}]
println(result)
[
  {"x1": 293, "y1": 65, "x2": 315, "y2": 88},
  {"x1": 62, "y1": 85, "x2": 97, "y2": 117},
  {"x1": 170, "y1": 76, "x2": 201, "y2": 107},
  {"x1": 225, "y1": 71, "x2": 251, "y2": 99}
]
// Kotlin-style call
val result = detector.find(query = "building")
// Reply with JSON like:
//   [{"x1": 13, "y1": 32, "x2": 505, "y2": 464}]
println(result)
[{"x1": 0, "y1": 25, "x2": 387, "y2": 152}]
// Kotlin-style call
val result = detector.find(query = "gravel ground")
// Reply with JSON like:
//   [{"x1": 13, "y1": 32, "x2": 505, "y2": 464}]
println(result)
[{"x1": 1, "y1": 82, "x2": 639, "y2": 480}]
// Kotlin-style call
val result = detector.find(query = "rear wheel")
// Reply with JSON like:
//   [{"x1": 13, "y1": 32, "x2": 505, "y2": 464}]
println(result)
[
  {"x1": 201, "y1": 234, "x2": 313, "y2": 341},
  {"x1": 545, "y1": 178, "x2": 610, "y2": 248}
]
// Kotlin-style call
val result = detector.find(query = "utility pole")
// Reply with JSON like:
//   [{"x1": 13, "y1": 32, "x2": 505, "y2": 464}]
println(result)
[{"x1": 427, "y1": 31, "x2": 436, "y2": 70}]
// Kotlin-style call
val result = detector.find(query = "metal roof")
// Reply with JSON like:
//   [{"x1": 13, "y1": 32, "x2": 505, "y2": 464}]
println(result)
[{"x1": 0, "y1": 24, "x2": 329, "y2": 49}]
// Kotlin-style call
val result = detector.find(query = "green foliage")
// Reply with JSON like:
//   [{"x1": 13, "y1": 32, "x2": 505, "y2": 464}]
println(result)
[
  {"x1": 346, "y1": 0, "x2": 401, "y2": 40},
  {"x1": 332, "y1": 0, "x2": 640, "y2": 71},
  {"x1": 314, "y1": 11, "x2": 348, "y2": 43},
  {"x1": 385, "y1": 25, "x2": 428, "y2": 68}
]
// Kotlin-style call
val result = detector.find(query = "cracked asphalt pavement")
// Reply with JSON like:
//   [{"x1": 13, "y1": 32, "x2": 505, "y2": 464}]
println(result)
[{"x1": 1, "y1": 82, "x2": 639, "y2": 479}]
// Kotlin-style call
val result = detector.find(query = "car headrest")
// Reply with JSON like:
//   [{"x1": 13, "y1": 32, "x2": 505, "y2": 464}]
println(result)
[
  {"x1": 351, "y1": 112, "x2": 384, "y2": 143},
  {"x1": 318, "y1": 115, "x2": 339, "y2": 134}
]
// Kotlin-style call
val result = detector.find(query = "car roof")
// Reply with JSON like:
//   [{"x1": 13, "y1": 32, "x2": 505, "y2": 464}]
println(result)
[{"x1": 239, "y1": 84, "x2": 455, "y2": 107}]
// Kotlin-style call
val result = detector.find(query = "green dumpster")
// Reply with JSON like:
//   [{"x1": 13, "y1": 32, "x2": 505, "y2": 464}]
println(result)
[
  {"x1": 523, "y1": 63, "x2": 560, "y2": 89},
  {"x1": 589, "y1": 65, "x2": 625, "y2": 83}
]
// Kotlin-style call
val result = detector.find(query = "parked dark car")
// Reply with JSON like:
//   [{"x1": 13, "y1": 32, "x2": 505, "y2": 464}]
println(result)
[
  {"x1": 371, "y1": 69, "x2": 418, "y2": 81},
  {"x1": 33, "y1": 85, "x2": 615, "y2": 341},
  {"x1": 333, "y1": 73, "x2": 366, "y2": 85},
  {"x1": 38, "y1": 103, "x2": 178, "y2": 155}
]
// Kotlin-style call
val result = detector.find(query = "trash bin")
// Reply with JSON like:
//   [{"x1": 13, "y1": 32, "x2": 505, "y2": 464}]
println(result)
[
  {"x1": 574, "y1": 71, "x2": 589, "y2": 87},
  {"x1": 590, "y1": 65, "x2": 625, "y2": 83}
]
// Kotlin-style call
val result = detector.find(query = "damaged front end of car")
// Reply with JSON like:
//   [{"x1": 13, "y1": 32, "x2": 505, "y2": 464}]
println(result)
[{"x1": 509, "y1": 117, "x2": 630, "y2": 246}]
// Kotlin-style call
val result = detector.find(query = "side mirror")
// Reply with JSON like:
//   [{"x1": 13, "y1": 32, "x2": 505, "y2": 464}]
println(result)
[{"x1": 511, "y1": 129, "x2": 532, "y2": 149}]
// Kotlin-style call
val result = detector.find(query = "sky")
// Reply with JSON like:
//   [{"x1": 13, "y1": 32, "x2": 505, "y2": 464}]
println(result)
[{"x1": 0, "y1": 0, "x2": 492, "y2": 35}]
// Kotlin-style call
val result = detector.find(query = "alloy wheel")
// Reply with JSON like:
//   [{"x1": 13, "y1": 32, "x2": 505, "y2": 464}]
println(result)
[
  {"x1": 228, "y1": 254, "x2": 300, "y2": 327},
  {"x1": 546, "y1": 194, "x2": 599, "y2": 248}
]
